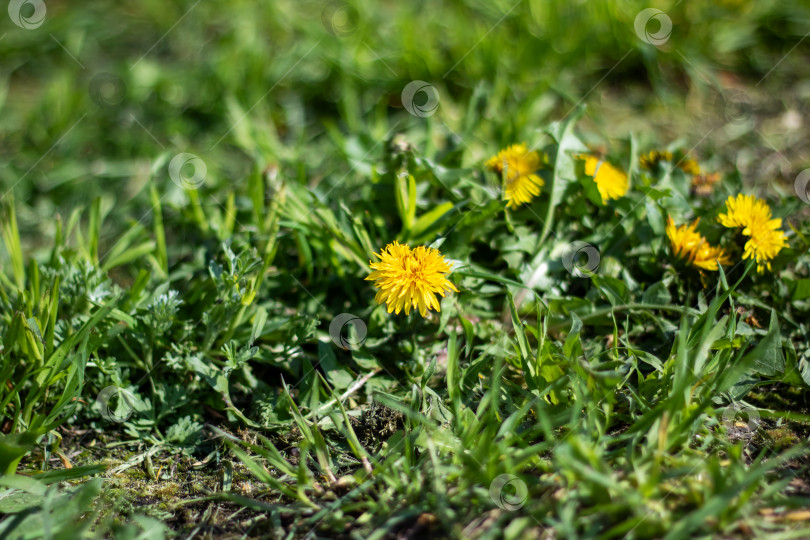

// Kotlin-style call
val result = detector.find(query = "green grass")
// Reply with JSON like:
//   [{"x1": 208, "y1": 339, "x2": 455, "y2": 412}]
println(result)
[{"x1": 2, "y1": 0, "x2": 810, "y2": 538}]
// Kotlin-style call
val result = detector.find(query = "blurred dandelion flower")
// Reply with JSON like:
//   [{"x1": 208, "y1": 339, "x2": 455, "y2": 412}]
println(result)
[
  {"x1": 640, "y1": 150, "x2": 673, "y2": 170},
  {"x1": 718, "y1": 194, "x2": 788, "y2": 272},
  {"x1": 679, "y1": 157, "x2": 701, "y2": 176},
  {"x1": 366, "y1": 241, "x2": 458, "y2": 316},
  {"x1": 640, "y1": 150, "x2": 700, "y2": 175},
  {"x1": 485, "y1": 143, "x2": 544, "y2": 209},
  {"x1": 582, "y1": 156, "x2": 628, "y2": 203},
  {"x1": 666, "y1": 216, "x2": 730, "y2": 271},
  {"x1": 691, "y1": 172, "x2": 721, "y2": 197}
]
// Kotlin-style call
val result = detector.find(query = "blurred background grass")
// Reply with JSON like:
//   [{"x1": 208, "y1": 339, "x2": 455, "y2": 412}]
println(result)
[{"x1": 0, "y1": 0, "x2": 808, "y2": 250}]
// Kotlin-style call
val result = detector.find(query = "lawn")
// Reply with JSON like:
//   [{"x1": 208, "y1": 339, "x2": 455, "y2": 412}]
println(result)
[{"x1": 2, "y1": 0, "x2": 810, "y2": 538}]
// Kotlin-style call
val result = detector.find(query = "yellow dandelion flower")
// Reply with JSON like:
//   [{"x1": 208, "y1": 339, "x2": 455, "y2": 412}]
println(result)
[
  {"x1": 679, "y1": 157, "x2": 701, "y2": 176},
  {"x1": 666, "y1": 216, "x2": 731, "y2": 271},
  {"x1": 366, "y1": 241, "x2": 459, "y2": 317},
  {"x1": 741, "y1": 225, "x2": 789, "y2": 272},
  {"x1": 640, "y1": 150, "x2": 673, "y2": 170},
  {"x1": 718, "y1": 194, "x2": 788, "y2": 272},
  {"x1": 485, "y1": 143, "x2": 544, "y2": 209},
  {"x1": 692, "y1": 243, "x2": 731, "y2": 271},
  {"x1": 666, "y1": 217, "x2": 703, "y2": 258},
  {"x1": 582, "y1": 156, "x2": 628, "y2": 203},
  {"x1": 717, "y1": 193, "x2": 771, "y2": 229}
]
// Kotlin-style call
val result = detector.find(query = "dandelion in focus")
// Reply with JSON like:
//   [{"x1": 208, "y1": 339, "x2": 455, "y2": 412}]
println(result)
[
  {"x1": 666, "y1": 216, "x2": 730, "y2": 271},
  {"x1": 366, "y1": 241, "x2": 459, "y2": 316},
  {"x1": 718, "y1": 194, "x2": 788, "y2": 272}
]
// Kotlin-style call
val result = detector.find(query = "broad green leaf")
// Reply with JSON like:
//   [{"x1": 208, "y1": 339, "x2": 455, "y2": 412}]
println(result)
[{"x1": 538, "y1": 106, "x2": 588, "y2": 245}]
